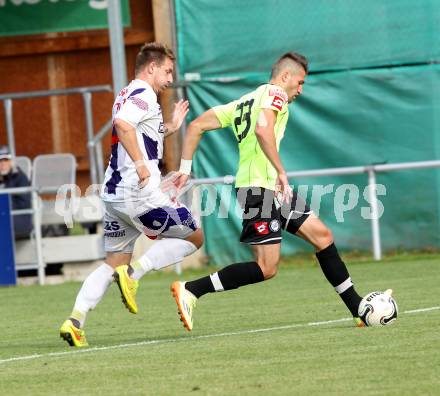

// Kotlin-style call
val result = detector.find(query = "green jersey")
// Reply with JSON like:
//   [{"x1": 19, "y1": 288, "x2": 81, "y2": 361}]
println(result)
[{"x1": 213, "y1": 83, "x2": 289, "y2": 190}]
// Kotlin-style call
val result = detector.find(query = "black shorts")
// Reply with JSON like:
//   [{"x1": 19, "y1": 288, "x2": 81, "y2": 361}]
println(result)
[{"x1": 236, "y1": 187, "x2": 312, "y2": 245}]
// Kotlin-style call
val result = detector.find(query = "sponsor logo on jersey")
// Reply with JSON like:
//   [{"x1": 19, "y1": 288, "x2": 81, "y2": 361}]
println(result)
[
  {"x1": 129, "y1": 96, "x2": 149, "y2": 111},
  {"x1": 254, "y1": 221, "x2": 269, "y2": 235},
  {"x1": 269, "y1": 219, "x2": 280, "y2": 232},
  {"x1": 118, "y1": 88, "x2": 128, "y2": 97},
  {"x1": 271, "y1": 96, "x2": 285, "y2": 111},
  {"x1": 158, "y1": 122, "x2": 165, "y2": 133},
  {"x1": 269, "y1": 89, "x2": 288, "y2": 102}
]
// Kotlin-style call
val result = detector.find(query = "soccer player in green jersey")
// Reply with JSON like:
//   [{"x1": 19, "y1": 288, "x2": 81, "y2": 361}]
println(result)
[{"x1": 171, "y1": 52, "x2": 367, "y2": 330}]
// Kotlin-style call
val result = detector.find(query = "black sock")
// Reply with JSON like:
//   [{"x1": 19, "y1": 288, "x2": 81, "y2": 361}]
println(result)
[
  {"x1": 316, "y1": 243, "x2": 362, "y2": 316},
  {"x1": 185, "y1": 261, "x2": 264, "y2": 299},
  {"x1": 339, "y1": 286, "x2": 362, "y2": 317}
]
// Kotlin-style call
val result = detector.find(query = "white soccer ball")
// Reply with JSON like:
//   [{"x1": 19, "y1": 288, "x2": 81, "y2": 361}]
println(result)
[{"x1": 358, "y1": 289, "x2": 398, "y2": 326}]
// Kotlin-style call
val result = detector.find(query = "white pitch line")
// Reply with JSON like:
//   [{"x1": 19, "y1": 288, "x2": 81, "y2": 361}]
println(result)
[
  {"x1": 0, "y1": 305, "x2": 438, "y2": 366},
  {"x1": 403, "y1": 306, "x2": 440, "y2": 314}
]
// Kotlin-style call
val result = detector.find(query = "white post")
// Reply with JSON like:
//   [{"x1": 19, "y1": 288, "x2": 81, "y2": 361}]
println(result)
[
  {"x1": 367, "y1": 169, "x2": 382, "y2": 260},
  {"x1": 32, "y1": 191, "x2": 45, "y2": 285},
  {"x1": 83, "y1": 92, "x2": 98, "y2": 185},
  {"x1": 95, "y1": 141, "x2": 105, "y2": 183},
  {"x1": 107, "y1": 0, "x2": 127, "y2": 97},
  {"x1": 4, "y1": 99, "x2": 16, "y2": 157}
]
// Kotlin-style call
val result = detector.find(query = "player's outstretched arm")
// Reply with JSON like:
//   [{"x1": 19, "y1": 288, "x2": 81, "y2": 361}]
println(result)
[
  {"x1": 182, "y1": 109, "x2": 221, "y2": 160},
  {"x1": 173, "y1": 109, "x2": 222, "y2": 190}
]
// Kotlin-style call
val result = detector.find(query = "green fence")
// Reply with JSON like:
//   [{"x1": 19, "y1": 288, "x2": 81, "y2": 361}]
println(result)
[
  {"x1": 0, "y1": 0, "x2": 131, "y2": 37},
  {"x1": 175, "y1": 0, "x2": 440, "y2": 264}
]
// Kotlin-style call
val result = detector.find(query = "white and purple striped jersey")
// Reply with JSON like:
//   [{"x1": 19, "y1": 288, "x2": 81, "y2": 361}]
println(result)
[{"x1": 101, "y1": 79, "x2": 165, "y2": 202}]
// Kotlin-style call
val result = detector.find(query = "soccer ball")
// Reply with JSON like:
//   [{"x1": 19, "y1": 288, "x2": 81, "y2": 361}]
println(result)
[{"x1": 358, "y1": 289, "x2": 398, "y2": 326}]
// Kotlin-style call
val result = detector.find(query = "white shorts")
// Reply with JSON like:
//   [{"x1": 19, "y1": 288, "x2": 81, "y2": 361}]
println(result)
[{"x1": 103, "y1": 189, "x2": 198, "y2": 253}]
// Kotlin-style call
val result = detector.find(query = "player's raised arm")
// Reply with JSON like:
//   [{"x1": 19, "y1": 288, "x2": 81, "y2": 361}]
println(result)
[{"x1": 163, "y1": 99, "x2": 190, "y2": 137}]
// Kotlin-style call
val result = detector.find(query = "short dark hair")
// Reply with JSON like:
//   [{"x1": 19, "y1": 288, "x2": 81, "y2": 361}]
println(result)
[
  {"x1": 135, "y1": 42, "x2": 176, "y2": 75},
  {"x1": 271, "y1": 52, "x2": 308, "y2": 78}
]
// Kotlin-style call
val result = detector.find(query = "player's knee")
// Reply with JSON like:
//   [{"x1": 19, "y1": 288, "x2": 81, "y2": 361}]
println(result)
[
  {"x1": 186, "y1": 228, "x2": 204, "y2": 249},
  {"x1": 194, "y1": 230, "x2": 204, "y2": 249},
  {"x1": 257, "y1": 256, "x2": 280, "y2": 280},
  {"x1": 315, "y1": 225, "x2": 333, "y2": 250},
  {"x1": 105, "y1": 252, "x2": 132, "y2": 268}
]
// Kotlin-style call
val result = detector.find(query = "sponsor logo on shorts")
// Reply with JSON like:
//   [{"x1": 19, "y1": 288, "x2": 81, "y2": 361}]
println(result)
[
  {"x1": 254, "y1": 221, "x2": 269, "y2": 235},
  {"x1": 104, "y1": 221, "x2": 120, "y2": 231},
  {"x1": 181, "y1": 216, "x2": 196, "y2": 228},
  {"x1": 105, "y1": 230, "x2": 126, "y2": 238},
  {"x1": 269, "y1": 219, "x2": 280, "y2": 232}
]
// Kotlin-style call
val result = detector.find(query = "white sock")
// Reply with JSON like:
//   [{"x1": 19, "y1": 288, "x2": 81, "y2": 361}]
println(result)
[
  {"x1": 130, "y1": 238, "x2": 197, "y2": 280},
  {"x1": 70, "y1": 263, "x2": 114, "y2": 328}
]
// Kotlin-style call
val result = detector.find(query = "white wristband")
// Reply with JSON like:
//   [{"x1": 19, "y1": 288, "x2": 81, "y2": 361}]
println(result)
[
  {"x1": 134, "y1": 160, "x2": 146, "y2": 169},
  {"x1": 179, "y1": 159, "x2": 192, "y2": 175}
]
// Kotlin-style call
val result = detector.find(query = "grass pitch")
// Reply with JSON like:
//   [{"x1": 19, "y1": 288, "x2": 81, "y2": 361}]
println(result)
[{"x1": 0, "y1": 254, "x2": 439, "y2": 396}]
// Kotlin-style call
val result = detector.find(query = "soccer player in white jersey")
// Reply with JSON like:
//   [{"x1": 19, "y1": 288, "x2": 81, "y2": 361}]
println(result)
[{"x1": 60, "y1": 42, "x2": 204, "y2": 347}]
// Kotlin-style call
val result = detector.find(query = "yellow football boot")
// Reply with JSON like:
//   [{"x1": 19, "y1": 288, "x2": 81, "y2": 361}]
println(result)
[
  {"x1": 353, "y1": 317, "x2": 367, "y2": 327},
  {"x1": 114, "y1": 265, "x2": 139, "y2": 314},
  {"x1": 60, "y1": 319, "x2": 88, "y2": 347}
]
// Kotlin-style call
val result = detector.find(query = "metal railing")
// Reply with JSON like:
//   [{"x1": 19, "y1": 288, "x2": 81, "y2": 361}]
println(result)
[
  {"x1": 190, "y1": 159, "x2": 440, "y2": 261},
  {"x1": 1, "y1": 85, "x2": 113, "y2": 185},
  {"x1": 0, "y1": 186, "x2": 47, "y2": 285},
  {"x1": 1, "y1": 158, "x2": 439, "y2": 286}
]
